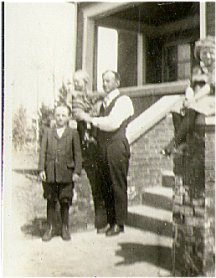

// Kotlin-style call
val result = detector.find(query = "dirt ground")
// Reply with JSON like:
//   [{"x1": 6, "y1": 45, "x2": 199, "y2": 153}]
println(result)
[{"x1": 2, "y1": 150, "x2": 172, "y2": 277}]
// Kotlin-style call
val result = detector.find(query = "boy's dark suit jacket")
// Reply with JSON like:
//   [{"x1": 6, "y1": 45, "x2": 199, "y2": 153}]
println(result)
[{"x1": 39, "y1": 127, "x2": 82, "y2": 183}]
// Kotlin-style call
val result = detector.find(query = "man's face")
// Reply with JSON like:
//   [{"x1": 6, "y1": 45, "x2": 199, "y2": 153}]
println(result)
[
  {"x1": 55, "y1": 106, "x2": 69, "y2": 127},
  {"x1": 102, "y1": 72, "x2": 119, "y2": 94}
]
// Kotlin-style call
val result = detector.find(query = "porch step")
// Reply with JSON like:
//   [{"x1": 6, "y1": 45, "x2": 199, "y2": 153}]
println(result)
[
  {"x1": 162, "y1": 170, "x2": 175, "y2": 188},
  {"x1": 142, "y1": 186, "x2": 173, "y2": 211},
  {"x1": 127, "y1": 204, "x2": 172, "y2": 237}
]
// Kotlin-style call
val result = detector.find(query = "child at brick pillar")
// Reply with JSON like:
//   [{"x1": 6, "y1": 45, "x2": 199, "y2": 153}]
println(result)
[
  {"x1": 39, "y1": 105, "x2": 82, "y2": 241},
  {"x1": 67, "y1": 70, "x2": 105, "y2": 148},
  {"x1": 161, "y1": 36, "x2": 215, "y2": 156}
]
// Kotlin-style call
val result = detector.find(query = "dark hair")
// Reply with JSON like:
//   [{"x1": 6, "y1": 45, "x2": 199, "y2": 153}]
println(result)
[
  {"x1": 102, "y1": 70, "x2": 121, "y2": 83},
  {"x1": 55, "y1": 104, "x2": 71, "y2": 116}
]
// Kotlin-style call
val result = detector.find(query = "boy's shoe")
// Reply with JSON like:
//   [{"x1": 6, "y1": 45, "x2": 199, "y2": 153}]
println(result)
[
  {"x1": 62, "y1": 225, "x2": 71, "y2": 241},
  {"x1": 42, "y1": 226, "x2": 53, "y2": 242},
  {"x1": 106, "y1": 224, "x2": 124, "y2": 237},
  {"x1": 97, "y1": 224, "x2": 110, "y2": 234}
]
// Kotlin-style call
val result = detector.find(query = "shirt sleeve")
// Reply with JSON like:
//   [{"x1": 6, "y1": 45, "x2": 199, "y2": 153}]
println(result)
[
  {"x1": 185, "y1": 86, "x2": 195, "y2": 100},
  {"x1": 91, "y1": 95, "x2": 134, "y2": 131}
]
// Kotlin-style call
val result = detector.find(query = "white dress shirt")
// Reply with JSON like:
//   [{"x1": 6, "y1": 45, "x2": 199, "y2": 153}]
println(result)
[
  {"x1": 56, "y1": 127, "x2": 65, "y2": 138},
  {"x1": 91, "y1": 89, "x2": 134, "y2": 132}
]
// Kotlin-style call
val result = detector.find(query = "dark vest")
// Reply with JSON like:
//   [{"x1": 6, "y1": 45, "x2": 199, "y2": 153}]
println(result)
[{"x1": 97, "y1": 94, "x2": 130, "y2": 147}]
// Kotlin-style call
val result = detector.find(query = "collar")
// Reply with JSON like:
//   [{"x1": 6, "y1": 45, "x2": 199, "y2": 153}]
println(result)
[
  {"x1": 54, "y1": 126, "x2": 67, "y2": 139},
  {"x1": 104, "y1": 89, "x2": 120, "y2": 107},
  {"x1": 56, "y1": 126, "x2": 66, "y2": 131}
]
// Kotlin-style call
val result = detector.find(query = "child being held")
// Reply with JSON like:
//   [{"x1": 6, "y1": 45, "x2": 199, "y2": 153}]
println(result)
[
  {"x1": 67, "y1": 70, "x2": 105, "y2": 148},
  {"x1": 39, "y1": 105, "x2": 82, "y2": 241}
]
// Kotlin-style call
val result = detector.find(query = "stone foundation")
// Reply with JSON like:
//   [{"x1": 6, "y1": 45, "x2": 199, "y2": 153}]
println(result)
[{"x1": 172, "y1": 114, "x2": 215, "y2": 276}]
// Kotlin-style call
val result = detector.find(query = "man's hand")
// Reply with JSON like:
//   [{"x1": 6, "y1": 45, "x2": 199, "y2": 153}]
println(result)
[
  {"x1": 39, "y1": 171, "x2": 46, "y2": 181},
  {"x1": 72, "y1": 173, "x2": 80, "y2": 183},
  {"x1": 74, "y1": 110, "x2": 92, "y2": 123}
]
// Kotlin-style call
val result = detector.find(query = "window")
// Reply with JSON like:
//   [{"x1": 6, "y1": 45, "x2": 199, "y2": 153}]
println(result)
[
  {"x1": 177, "y1": 43, "x2": 191, "y2": 80},
  {"x1": 163, "y1": 45, "x2": 177, "y2": 82},
  {"x1": 96, "y1": 27, "x2": 118, "y2": 91}
]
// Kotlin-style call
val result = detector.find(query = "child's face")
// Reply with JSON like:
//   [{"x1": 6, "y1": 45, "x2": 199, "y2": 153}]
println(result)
[
  {"x1": 73, "y1": 76, "x2": 86, "y2": 92},
  {"x1": 55, "y1": 106, "x2": 69, "y2": 127}
]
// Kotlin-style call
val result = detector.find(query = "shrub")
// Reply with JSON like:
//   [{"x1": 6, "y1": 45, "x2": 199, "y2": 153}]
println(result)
[{"x1": 12, "y1": 105, "x2": 28, "y2": 150}]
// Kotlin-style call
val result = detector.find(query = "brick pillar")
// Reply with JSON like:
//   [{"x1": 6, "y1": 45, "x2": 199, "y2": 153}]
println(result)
[{"x1": 172, "y1": 114, "x2": 215, "y2": 276}]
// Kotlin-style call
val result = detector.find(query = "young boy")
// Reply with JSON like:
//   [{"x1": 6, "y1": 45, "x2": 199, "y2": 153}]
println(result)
[
  {"x1": 67, "y1": 70, "x2": 105, "y2": 148},
  {"x1": 38, "y1": 105, "x2": 82, "y2": 241}
]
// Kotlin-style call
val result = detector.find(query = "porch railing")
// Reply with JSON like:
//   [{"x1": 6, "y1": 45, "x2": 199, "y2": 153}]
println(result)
[{"x1": 120, "y1": 79, "x2": 189, "y2": 119}]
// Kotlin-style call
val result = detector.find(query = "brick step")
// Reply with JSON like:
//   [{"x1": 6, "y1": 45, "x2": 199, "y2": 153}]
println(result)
[
  {"x1": 161, "y1": 170, "x2": 175, "y2": 188},
  {"x1": 127, "y1": 204, "x2": 172, "y2": 237},
  {"x1": 142, "y1": 186, "x2": 173, "y2": 211}
]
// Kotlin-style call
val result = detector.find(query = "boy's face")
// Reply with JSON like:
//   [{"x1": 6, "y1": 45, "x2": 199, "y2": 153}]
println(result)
[
  {"x1": 73, "y1": 75, "x2": 86, "y2": 91},
  {"x1": 55, "y1": 106, "x2": 69, "y2": 127}
]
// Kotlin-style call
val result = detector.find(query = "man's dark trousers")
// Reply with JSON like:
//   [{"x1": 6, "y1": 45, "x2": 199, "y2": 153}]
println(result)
[
  {"x1": 96, "y1": 95, "x2": 130, "y2": 226},
  {"x1": 98, "y1": 138, "x2": 130, "y2": 226}
]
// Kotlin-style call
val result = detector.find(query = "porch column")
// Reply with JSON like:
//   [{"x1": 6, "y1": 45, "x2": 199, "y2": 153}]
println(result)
[
  {"x1": 137, "y1": 33, "x2": 147, "y2": 85},
  {"x1": 200, "y1": 2, "x2": 206, "y2": 39},
  {"x1": 82, "y1": 16, "x2": 95, "y2": 90},
  {"x1": 138, "y1": 34, "x2": 147, "y2": 85}
]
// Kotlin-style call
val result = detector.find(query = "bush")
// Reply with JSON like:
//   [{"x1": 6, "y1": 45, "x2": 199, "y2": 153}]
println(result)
[
  {"x1": 38, "y1": 104, "x2": 54, "y2": 145},
  {"x1": 38, "y1": 82, "x2": 71, "y2": 144},
  {"x1": 12, "y1": 105, "x2": 28, "y2": 150}
]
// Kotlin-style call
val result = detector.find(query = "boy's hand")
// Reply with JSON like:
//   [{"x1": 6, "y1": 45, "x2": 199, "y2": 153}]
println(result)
[
  {"x1": 72, "y1": 173, "x2": 80, "y2": 183},
  {"x1": 39, "y1": 171, "x2": 46, "y2": 181}
]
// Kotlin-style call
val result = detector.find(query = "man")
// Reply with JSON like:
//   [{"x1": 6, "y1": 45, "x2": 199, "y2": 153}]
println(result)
[{"x1": 78, "y1": 70, "x2": 134, "y2": 236}]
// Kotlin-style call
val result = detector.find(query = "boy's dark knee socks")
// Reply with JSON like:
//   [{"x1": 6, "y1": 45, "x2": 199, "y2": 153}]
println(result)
[
  {"x1": 46, "y1": 200, "x2": 56, "y2": 227},
  {"x1": 60, "y1": 199, "x2": 70, "y2": 226}
]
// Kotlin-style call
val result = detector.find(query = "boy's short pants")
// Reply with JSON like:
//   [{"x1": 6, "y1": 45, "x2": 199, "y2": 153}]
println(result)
[{"x1": 42, "y1": 182, "x2": 74, "y2": 205}]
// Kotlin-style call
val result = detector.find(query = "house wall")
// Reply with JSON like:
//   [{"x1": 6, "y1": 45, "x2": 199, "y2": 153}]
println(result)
[{"x1": 5, "y1": 3, "x2": 76, "y2": 117}]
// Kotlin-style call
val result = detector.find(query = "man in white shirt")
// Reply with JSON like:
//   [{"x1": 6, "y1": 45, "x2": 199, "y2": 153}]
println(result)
[{"x1": 78, "y1": 70, "x2": 134, "y2": 236}]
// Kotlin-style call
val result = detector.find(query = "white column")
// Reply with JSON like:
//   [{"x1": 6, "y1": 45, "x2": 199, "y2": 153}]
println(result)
[
  {"x1": 137, "y1": 33, "x2": 147, "y2": 85},
  {"x1": 137, "y1": 33, "x2": 143, "y2": 85},
  {"x1": 200, "y1": 2, "x2": 206, "y2": 39},
  {"x1": 142, "y1": 35, "x2": 147, "y2": 84},
  {"x1": 82, "y1": 16, "x2": 95, "y2": 90}
]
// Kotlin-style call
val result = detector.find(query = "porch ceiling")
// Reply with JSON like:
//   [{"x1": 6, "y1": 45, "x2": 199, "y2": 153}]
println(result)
[{"x1": 110, "y1": 2, "x2": 199, "y2": 26}]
